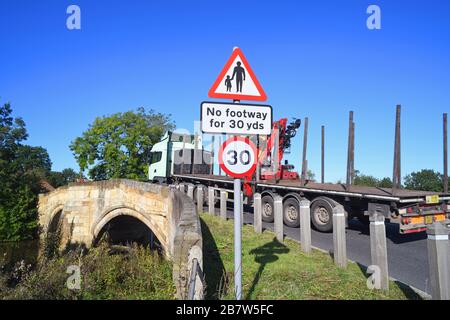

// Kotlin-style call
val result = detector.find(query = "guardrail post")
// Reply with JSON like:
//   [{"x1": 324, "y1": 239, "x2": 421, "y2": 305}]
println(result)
[
  {"x1": 187, "y1": 184, "x2": 194, "y2": 199},
  {"x1": 253, "y1": 193, "x2": 262, "y2": 234},
  {"x1": 369, "y1": 212, "x2": 389, "y2": 291},
  {"x1": 332, "y1": 205, "x2": 347, "y2": 268},
  {"x1": 299, "y1": 199, "x2": 311, "y2": 253},
  {"x1": 208, "y1": 187, "x2": 215, "y2": 215},
  {"x1": 427, "y1": 222, "x2": 450, "y2": 300},
  {"x1": 274, "y1": 195, "x2": 283, "y2": 242},
  {"x1": 196, "y1": 186, "x2": 203, "y2": 214},
  {"x1": 220, "y1": 190, "x2": 227, "y2": 220}
]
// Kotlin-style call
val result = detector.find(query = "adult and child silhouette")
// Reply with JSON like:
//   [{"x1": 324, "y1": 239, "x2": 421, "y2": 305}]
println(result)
[{"x1": 224, "y1": 61, "x2": 246, "y2": 92}]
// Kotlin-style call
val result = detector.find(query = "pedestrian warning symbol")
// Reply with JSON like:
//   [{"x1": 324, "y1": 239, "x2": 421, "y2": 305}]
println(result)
[{"x1": 208, "y1": 47, "x2": 267, "y2": 101}]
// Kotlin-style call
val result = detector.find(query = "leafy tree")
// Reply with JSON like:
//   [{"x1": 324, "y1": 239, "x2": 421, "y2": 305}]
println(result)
[
  {"x1": 306, "y1": 169, "x2": 315, "y2": 181},
  {"x1": 404, "y1": 169, "x2": 444, "y2": 192},
  {"x1": 378, "y1": 177, "x2": 393, "y2": 188},
  {"x1": 0, "y1": 102, "x2": 47, "y2": 241},
  {"x1": 353, "y1": 170, "x2": 379, "y2": 187},
  {"x1": 70, "y1": 108, "x2": 174, "y2": 181},
  {"x1": 47, "y1": 168, "x2": 78, "y2": 188},
  {"x1": 352, "y1": 170, "x2": 393, "y2": 188}
]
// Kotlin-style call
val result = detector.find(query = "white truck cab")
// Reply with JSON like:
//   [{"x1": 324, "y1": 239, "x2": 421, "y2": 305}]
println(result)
[{"x1": 148, "y1": 131, "x2": 204, "y2": 182}]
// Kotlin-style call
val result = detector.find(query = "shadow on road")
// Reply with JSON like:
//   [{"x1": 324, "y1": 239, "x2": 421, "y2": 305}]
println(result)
[
  {"x1": 347, "y1": 219, "x2": 427, "y2": 244},
  {"x1": 246, "y1": 237, "x2": 290, "y2": 300}
]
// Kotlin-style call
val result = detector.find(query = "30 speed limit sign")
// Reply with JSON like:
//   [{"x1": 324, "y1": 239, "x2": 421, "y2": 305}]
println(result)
[{"x1": 218, "y1": 136, "x2": 257, "y2": 178}]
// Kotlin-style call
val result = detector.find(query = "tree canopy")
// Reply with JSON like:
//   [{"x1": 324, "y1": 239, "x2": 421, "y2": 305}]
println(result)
[
  {"x1": 70, "y1": 108, "x2": 174, "y2": 181},
  {"x1": 404, "y1": 169, "x2": 445, "y2": 192},
  {"x1": 0, "y1": 103, "x2": 41, "y2": 240},
  {"x1": 353, "y1": 170, "x2": 393, "y2": 188}
]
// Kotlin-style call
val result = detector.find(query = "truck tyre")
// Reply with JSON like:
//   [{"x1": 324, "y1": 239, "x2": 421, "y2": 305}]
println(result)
[
  {"x1": 311, "y1": 198, "x2": 335, "y2": 232},
  {"x1": 261, "y1": 195, "x2": 274, "y2": 223},
  {"x1": 283, "y1": 197, "x2": 300, "y2": 228}
]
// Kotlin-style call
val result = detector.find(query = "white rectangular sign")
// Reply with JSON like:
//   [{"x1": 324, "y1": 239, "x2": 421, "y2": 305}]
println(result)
[{"x1": 201, "y1": 101, "x2": 272, "y2": 135}]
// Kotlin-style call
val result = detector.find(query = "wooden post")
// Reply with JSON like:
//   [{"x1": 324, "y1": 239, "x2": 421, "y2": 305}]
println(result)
[
  {"x1": 220, "y1": 190, "x2": 227, "y2": 220},
  {"x1": 196, "y1": 186, "x2": 203, "y2": 214},
  {"x1": 350, "y1": 121, "x2": 355, "y2": 184},
  {"x1": 301, "y1": 117, "x2": 309, "y2": 186},
  {"x1": 274, "y1": 195, "x2": 283, "y2": 242},
  {"x1": 332, "y1": 205, "x2": 347, "y2": 268},
  {"x1": 346, "y1": 111, "x2": 354, "y2": 189},
  {"x1": 427, "y1": 222, "x2": 450, "y2": 300},
  {"x1": 187, "y1": 184, "x2": 194, "y2": 199},
  {"x1": 253, "y1": 193, "x2": 262, "y2": 234},
  {"x1": 300, "y1": 199, "x2": 311, "y2": 253},
  {"x1": 393, "y1": 105, "x2": 401, "y2": 192},
  {"x1": 321, "y1": 125, "x2": 325, "y2": 184},
  {"x1": 369, "y1": 212, "x2": 389, "y2": 291},
  {"x1": 208, "y1": 187, "x2": 215, "y2": 215},
  {"x1": 444, "y1": 113, "x2": 448, "y2": 193}
]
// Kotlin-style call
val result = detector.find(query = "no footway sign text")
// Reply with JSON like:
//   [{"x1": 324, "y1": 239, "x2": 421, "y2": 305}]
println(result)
[{"x1": 201, "y1": 101, "x2": 272, "y2": 135}]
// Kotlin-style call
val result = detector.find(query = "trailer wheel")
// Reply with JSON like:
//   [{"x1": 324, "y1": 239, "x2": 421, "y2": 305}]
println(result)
[
  {"x1": 261, "y1": 195, "x2": 274, "y2": 223},
  {"x1": 283, "y1": 198, "x2": 300, "y2": 228},
  {"x1": 311, "y1": 198, "x2": 334, "y2": 232}
]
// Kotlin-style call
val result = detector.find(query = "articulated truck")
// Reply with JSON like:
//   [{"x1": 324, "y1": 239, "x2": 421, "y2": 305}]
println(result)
[{"x1": 148, "y1": 121, "x2": 450, "y2": 234}]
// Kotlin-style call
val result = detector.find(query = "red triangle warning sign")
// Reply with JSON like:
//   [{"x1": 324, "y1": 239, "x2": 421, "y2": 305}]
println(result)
[{"x1": 208, "y1": 48, "x2": 267, "y2": 101}]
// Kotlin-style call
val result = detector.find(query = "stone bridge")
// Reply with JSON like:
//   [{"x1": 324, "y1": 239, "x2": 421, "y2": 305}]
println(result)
[{"x1": 38, "y1": 179, "x2": 203, "y2": 299}]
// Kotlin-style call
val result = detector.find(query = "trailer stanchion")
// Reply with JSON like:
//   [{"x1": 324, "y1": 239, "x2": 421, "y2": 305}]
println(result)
[
  {"x1": 196, "y1": 186, "x2": 203, "y2": 214},
  {"x1": 220, "y1": 190, "x2": 227, "y2": 220},
  {"x1": 253, "y1": 193, "x2": 262, "y2": 234},
  {"x1": 369, "y1": 212, "x2": 389, "y2": 291},
  {"x1": 332, "y1": 205, "x2": 347, "y2": 268},
  {"x1": 274, "y1": 195, "x2": 283, "y2": 242},
  {"x1": 208, "y1": 187, "x2": 215, "y2": 215},
  {"x1": 427, "y1": 222, "x2": 450, "y2": 300},
  {"x1": 299, "y1": 199, "x2": 311, "y2": 253},
  {"x1": 187, "y1": 184, "x2": 194, "y2": 199}
]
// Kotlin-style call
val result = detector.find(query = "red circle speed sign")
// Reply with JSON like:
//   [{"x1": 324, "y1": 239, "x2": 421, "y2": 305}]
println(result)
[{"x1": 218, "y1": 137, "x2": 257, "y2": 178}]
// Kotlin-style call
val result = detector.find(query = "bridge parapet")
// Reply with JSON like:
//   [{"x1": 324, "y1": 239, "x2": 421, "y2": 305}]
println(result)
[{"x1": 38, "y1": 179, "x2": 203, "y2": 300}]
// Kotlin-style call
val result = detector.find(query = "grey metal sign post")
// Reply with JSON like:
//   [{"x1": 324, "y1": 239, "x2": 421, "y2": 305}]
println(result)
[{"x1": 233, "y1": 178, "x2": 242, "y2": 300}]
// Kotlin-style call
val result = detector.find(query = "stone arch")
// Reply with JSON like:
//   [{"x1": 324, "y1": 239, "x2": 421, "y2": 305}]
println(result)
[
  {"x1": 92, "y1": 207, "x2": 168, "y2": 254},
  {"x1": 45, "y1": 204, "x2": 65, "y2": 233}
]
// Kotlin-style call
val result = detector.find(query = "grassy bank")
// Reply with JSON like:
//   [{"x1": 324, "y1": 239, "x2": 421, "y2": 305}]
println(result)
[
  {"x1": 0, "y1": 243, "x2": 176, "y2": 300},
  {"x1": 201, "y1": 214, "x2": 420, "y2": 300}
]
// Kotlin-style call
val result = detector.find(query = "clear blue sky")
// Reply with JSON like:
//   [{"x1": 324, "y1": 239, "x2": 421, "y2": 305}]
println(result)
[{"x1": 1, "y1": 0, "x2": 449, "y2": 182}]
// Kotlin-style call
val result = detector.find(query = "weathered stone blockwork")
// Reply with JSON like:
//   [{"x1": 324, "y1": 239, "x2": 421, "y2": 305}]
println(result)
[{"x1": 38, "y1": 179, "x2": 203, "y2": 300}]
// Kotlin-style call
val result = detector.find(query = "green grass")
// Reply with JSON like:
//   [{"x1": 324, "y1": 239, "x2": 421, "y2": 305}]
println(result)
[
  {"x1": 1, "y1": 243, "x2": 176, "y2": 300},
  {"x1": 200, "y1": 214, "x2": 421, "y2": 300}
]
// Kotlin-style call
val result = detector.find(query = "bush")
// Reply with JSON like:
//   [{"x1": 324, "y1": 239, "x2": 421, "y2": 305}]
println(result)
[{"x1": 0, "y1": 243, "x2": 176, "y2": 300}]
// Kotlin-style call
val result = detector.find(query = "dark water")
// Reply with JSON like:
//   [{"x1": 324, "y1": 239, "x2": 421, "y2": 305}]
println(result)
[{"x1": 0, "y1": 240, "x2": 40, "y2": 271}]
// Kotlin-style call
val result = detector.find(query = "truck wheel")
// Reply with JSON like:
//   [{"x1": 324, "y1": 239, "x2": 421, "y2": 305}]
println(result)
[
  {"x1": 261, "y1": 195, "x2": 274, "y2": 223},
  {"x1": 283, "y1": 198, "x2": 300, "y2": 228},
  {"x1": 311, "y1": 198, "x2": 334, "y2": 232}
]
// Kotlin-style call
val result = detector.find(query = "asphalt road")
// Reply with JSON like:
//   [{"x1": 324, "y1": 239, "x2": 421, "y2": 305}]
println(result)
[{"x1": 207, "y1": 204, "x2": 449, "y2": 295}]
